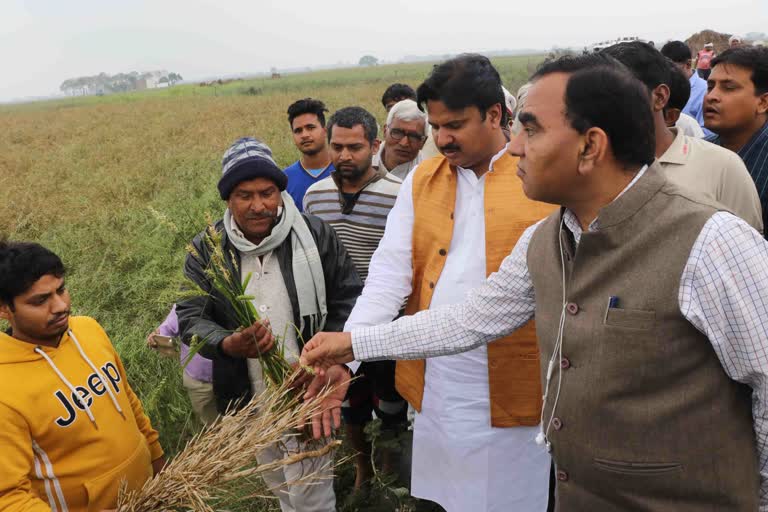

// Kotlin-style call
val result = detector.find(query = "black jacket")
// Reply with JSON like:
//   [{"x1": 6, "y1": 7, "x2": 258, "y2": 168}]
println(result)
[{"x1": 177, "y1": 215, "x2": 363, "y2": 412}]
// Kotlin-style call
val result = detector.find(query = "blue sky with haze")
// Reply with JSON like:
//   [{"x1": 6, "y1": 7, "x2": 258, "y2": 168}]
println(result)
[{"x1": 2, "y1": 0, "x2": 767, "y2": 101}]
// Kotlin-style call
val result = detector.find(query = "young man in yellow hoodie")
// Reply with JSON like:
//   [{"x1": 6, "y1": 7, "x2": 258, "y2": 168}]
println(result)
[{"x1": 0, "y1": 241, "x2": 165, "y2": 512}]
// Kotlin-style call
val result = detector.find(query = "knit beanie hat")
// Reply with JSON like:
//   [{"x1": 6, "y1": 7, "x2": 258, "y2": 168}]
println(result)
[{"x1": 218, "y1": 137, "x2": 287, "y2": 199}]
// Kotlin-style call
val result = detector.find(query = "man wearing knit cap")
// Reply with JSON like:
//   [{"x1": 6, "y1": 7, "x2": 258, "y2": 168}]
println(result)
[{"x1": 176, "y1": 137, "x2": 363, "y2": 512}]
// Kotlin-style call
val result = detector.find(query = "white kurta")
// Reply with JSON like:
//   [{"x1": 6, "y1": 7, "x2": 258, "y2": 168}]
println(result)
[{"x1": 345, "y1": 149, "x2": 550, "y2": 512}]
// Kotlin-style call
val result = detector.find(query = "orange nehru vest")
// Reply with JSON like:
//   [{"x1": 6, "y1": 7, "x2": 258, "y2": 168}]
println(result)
[{"x1": 395, "y1": 151, "x2": 557, "y2": 427}]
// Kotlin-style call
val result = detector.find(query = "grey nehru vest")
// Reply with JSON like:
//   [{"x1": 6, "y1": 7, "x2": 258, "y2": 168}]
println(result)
[{"x1": 527, "y1": 163, "x2": 759, "y2": 511}]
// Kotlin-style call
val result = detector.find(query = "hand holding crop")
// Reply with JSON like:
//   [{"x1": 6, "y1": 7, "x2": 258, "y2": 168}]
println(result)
[
  {"x1": 299, "y1": 331, "x2": 355, "y2": 375},
  {"x1": 221, "y1": 319, "x2": 275, "y2": 358}
]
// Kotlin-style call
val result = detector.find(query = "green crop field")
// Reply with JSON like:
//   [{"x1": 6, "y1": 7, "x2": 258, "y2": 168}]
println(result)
[{"x1": 0, "y1": 54, "x2": 541, "y2": 511}]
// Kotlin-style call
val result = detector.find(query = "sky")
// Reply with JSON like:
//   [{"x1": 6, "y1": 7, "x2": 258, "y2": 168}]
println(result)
[{"x1": 2, "y1": 0, "x2": 767, "y2": 101}]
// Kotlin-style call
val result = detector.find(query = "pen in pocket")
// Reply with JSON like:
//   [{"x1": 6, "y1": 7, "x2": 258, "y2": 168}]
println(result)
[{"x1": 604, "y1": 296, "x2": 619, "y2": 322}]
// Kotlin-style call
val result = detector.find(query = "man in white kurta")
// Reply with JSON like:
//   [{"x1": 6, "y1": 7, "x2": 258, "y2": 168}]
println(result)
[{"x1": 345, "y1": 145, "x2": 550, "y2": 511}]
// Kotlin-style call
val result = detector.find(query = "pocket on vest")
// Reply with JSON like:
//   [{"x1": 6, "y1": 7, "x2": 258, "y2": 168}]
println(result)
[
  {"x1": 603, "y1": 308, "x2": 655, "y2": 330},
  {"x1": 593, "y1": 457, "x2": 681, "y2": 476}
]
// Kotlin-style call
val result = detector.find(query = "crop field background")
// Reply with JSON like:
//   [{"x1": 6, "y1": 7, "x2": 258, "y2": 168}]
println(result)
[{"x1": 0, "y1": 54, "x2": 541, "y2": 511}]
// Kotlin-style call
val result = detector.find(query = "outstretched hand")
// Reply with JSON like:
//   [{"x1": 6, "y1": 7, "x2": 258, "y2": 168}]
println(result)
[
  {"x1": 299, "y1": 331, "x2": 355, "y2": 375},
  {"x1": 303, "y1": 364, "x2": 352, "y2": 439}
]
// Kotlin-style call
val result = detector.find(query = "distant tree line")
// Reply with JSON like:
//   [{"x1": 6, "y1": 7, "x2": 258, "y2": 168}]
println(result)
[
  {"x1": 358, "y1": 55, "x2": 379, "y2": 66},
  {"x1": 60, "y1": 71, "x2": 183, "y2": 96}
]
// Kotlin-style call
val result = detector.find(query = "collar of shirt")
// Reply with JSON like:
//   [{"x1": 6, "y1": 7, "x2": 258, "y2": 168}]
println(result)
[
  {"x1": 658, "y1": 128, "x2": 689, "y2": 166},
  {"x1": 689, "y1": 72, "x2": 706, "y2": 87},
  {"x1": 372, "y1": 145, "x2": 387, "y2": 172},
  {"x1": 330, "y1": 166, "x2": 387, "y2": 213},
  {"x1": 453, "y1": 145, "x2": 508, "y2": 176},
  {"x1": 229, "y1": 222, "x2": 274, "y2": 263},
  {"x1": 298, "y1": 160, "x2": 332, "y2": 178},
  {"x1": 563, "y1": 164, "x2": 649, "y2": 244},
  {"x1": 487, "y1": 145, "x2": 508, "y2": 173},
  {"x1": 374, "y1": 143, "x2": 422, "y2": 176}
]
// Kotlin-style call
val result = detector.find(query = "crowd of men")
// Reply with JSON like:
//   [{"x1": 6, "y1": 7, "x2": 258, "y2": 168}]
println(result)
[{"x1": 3, "y1": 38, "x2": 768, "y2": 512}]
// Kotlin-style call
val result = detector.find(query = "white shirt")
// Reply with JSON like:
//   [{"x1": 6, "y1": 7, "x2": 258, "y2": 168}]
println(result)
[
  {"x1": 346, "y1": 149, "x2": 551, "y2": 512},
  {"x1": 676, "y1": 112, "x2": 705, "y2": 138},
  {"x1": 239, "y1": 250, "x2": 299, "y2": 397},
  {"x1": 351, "y1": 175, "x2": 768, "y2": 510}
]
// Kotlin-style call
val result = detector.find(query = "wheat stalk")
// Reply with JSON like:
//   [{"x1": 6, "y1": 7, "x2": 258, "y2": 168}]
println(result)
[
  {"x1": 184, "y1": 220, "x2": 303, "y2": 389},
  {"x1": 117, "y1": 377, "x2": 339, "y2": 512}
]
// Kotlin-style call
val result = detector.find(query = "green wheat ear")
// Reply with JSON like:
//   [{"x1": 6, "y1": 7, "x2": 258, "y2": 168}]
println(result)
[{"x1": 241, "y1": 271, "x2": 253, "y2": 290}]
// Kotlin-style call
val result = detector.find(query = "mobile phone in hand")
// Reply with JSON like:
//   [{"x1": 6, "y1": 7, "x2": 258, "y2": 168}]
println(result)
[{"x1": 149, "y1": 334, "x2": 178, "y2": 356}]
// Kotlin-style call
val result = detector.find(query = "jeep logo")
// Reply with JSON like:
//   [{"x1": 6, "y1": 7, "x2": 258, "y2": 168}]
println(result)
[{"x1": 53, "y1": 361, "x2": 122, "y2": 428}]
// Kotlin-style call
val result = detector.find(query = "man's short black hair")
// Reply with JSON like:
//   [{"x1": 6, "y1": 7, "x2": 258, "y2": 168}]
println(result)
[
  {"x1": 327, "y1": 106, "x2": 378, "y2": 144},
  {"x1": 601, "y1": 41, "x2": 670, "y2": 92},
  {"x1": 666, "y1": 61, "x2": 691, "y2": 111},
  {"x1": 712, "y1": 47, "x2": 768, "y2": 95},
  {"x1": 533, "y1": 52, "x2": 619, "y2": 78},
  {"x1": 661, "y1": 41, "x2": 693, "y2": 64},
  {"x1": 381, "y1": 83, "x2": 416, "y2": 108},
  {"x1": 532, "y1": 54, "x2": 656, "y2": 168},
  {"x1": 287, "y1": 98, "x2": 329, "y2": 128},
  {"x1": 416, "y1": 54, "x2": 507, "y2": 124},
  {"x1": 0, "y1": 241, "x2": 65, "y2": 307}
]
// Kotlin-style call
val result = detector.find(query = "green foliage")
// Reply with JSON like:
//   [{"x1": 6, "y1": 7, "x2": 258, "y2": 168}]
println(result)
[
  {"x1": 359, "y1": 55, "x2": 380, "y2": 67},
  {"x1": 0, "y1": 54, "x2": 541, "y2": 511}
]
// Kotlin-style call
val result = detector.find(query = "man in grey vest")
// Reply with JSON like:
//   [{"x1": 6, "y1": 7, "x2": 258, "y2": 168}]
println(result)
[{"x1": 297, "y1": 54, "x2": 768, "y2": 511}]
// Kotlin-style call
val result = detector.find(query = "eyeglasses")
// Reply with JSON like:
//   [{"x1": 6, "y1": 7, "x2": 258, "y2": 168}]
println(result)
[{"x1": 389, "y1": 128, "x2": 427, "y2": 144}]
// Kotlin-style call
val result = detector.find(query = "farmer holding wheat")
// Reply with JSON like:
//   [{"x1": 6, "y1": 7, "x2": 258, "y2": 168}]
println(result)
[
  {"x1": 302, "y1": 54, "x2": 768, "y2": 511},
  {"x1": 0, "y1": 241, "x2": 165, "y2": 512},
  {"x1": 176, "y1": 137, "x2": 362, "y2": 512}
]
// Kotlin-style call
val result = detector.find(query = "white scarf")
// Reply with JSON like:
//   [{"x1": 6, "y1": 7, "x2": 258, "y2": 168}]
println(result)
[{"x1": 223, "y1": 192, "x2": 327, "y2": 335}]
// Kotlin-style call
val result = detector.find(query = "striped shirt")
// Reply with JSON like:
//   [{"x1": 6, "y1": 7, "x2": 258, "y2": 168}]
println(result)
[
  {"x1": 707, "y1": 120, "x2": 768, "y2": 238},
  {"x1": 303, "y1": 168, "x2": 401, "y2": 281}
]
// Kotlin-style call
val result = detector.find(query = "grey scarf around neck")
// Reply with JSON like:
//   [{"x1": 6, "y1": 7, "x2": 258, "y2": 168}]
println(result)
[{"x1": 223, "y1": 192, "x2": 327, "y2": 335}]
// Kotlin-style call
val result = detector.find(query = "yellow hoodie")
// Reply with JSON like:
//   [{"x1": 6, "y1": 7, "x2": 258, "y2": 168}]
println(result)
[{"x1": 0, "y1": 316, "x2": 163, "y2": 512}]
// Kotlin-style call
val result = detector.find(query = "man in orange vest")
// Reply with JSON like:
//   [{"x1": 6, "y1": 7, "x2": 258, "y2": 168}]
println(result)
[{"x1": 338, "y1": 54, "x2": 554, "y2": 511}]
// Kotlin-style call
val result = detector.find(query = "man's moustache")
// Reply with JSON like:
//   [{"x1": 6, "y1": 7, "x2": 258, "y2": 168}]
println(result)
[
  {"x1": 440, "y1": 145, "x2": 461, "y2": 152},
  {"x1": 245, "y1": 211, "x2": 277, "y2": 220}
]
